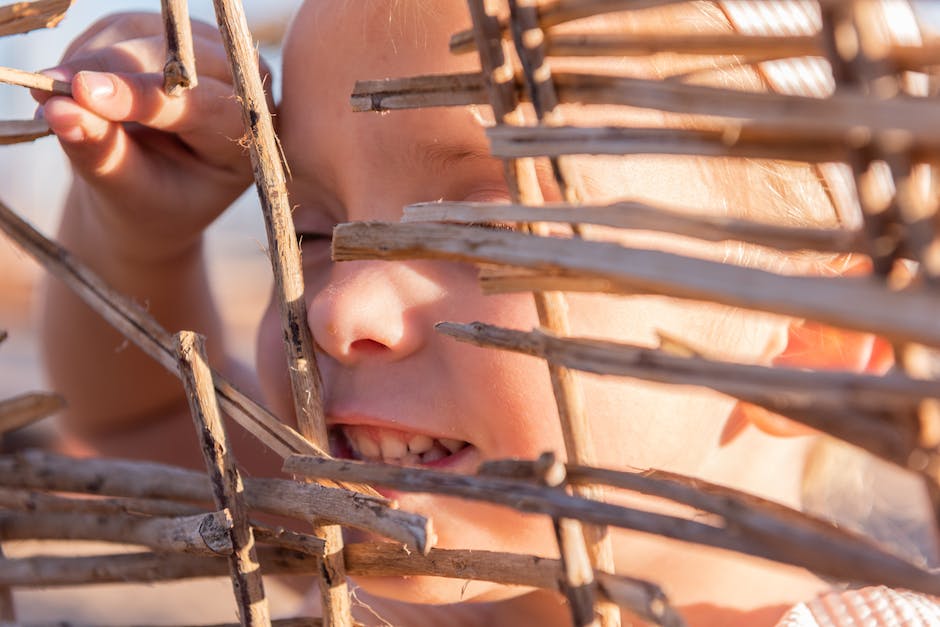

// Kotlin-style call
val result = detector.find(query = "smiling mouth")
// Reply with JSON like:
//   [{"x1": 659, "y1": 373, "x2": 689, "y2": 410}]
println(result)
[{"x1": 328, "y1": 424, "x2": 471, "y2": 467}]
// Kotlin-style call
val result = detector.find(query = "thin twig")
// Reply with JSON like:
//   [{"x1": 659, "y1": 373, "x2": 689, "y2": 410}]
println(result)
[
  {"x1": 0, "y1": 0, "x2": 71, "y2": 37},
  {"x1": 0, "y1": 486, "x2": 205, "y2": 518},
  {"x1": 0, "y1": 199, "x2": 380, "y2": 497},
  {"x1": 0, "y1": 120, "x2": 52, "y2": 145},
  {"x1": 0, "y1": 66, "x2": 70, "y2": 95},
  {"x1": 402, "y1": 200, "x2": 864, "y2": 254},
  {"x1": 208, "y1": 0, "x2": 351, "y2": 620},
  {"x1": 177, "y1": 332, "x2": 270, "y2": 626},
  {"x1": 160, "y1": 0, "x2": 198, "y2": 95},
  {"x1": 284, "y1": 455, "x2": 940, "y2": 595},
  {"x1": 331, "y1": 221, "x2": 940, "y2": 348},
  {"x1": 0, "y1": 392, "x2": 65, "y2": 435},
  {"x1": 0, "y1": 451, "x2": 430, "y2": 551},
  {"x1": 0, "y1": 543, "x2": 682, "y2": 624},
  {"x1": 0, "y1": 510, "x2": 233, "y2": 556}
]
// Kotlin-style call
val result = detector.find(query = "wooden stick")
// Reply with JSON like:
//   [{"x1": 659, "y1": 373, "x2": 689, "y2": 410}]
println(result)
[
  {"x1": 0, "y1": 200, "x2": 381, "y2": 497},
  {"x1": 0, "y1": 487, "x2": 205, "y2": 518},
  {"x1": 0, "y1": 120, "x2": 52, "y2": 145},
  {"x1": 351, "y1": 70, "x2": 940, "y2": 144},
  {"x1": 0, "y1": 543, "x2": 683, "y2": 624},
  {"x1": 402, "y1": 201, "x2": 864, "y2": 254},
  {"x1": 0, "y1": 66, "x2": 70, "y2": 95},
  {"x1": 208, "y1": 0, "x2": 351, "y2": 619},
  {"x1": 534, "y1": 453, "x2": 599, "y2": 627},
  {"x1": 284, "y1": 455, "x2": 940, "y2": 595},
  {"x1": 0, "y1": 0, "x2": 71, "y2": 37},
  {"x1": 0, "y1": 330, "x2": 6, "y2": 345},
  {"x1": 0, "y1": 544, "x2": 12, "y2": 624},
  {"x1": 350, "y1": 72, "x2": 485, "y2": 112},
  {"x1": 176, "y1": 332, "x2": 270, "y2": 626},
  {"x1": 0, "y1": 451, "x2": 430, "y2": 551},
  {"x1": 161, "y1": 0, "x2": 198, "y2": 95},
  {"x1": 0, "y1": 392, "x2": 65, "y2": 435},
  {"x1": 331, "y1": 221, "x2": 940, "y2": 348},
  {"x1": 0, "y1": 510, "x2": 233, "y2": 556},
  {"x1": 543, "y1": 32, "x2": 819, "y2": 59},
  {"x1": 437, "y1": 321, "x2": 923, "y2": 465},
  {"x1": 484, "y1": 124, "x2": 858, "y2": 163}
]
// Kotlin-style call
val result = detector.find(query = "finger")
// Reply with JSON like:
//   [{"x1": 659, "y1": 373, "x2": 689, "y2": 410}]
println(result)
[
  {"x1": 41, "y1": 96, "x2": 131, "y2": 180},
  {"x1": 70, "y1": 71, "x2": 248, "y2": 167},
  {"x1": 62, "y1": 13, "x2": 222, "y2": 61}
]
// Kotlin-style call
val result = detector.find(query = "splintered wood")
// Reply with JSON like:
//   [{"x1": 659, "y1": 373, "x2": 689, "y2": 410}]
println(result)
[{"x1": 3, "y1": 0, "x2": 940, "y2": 626}]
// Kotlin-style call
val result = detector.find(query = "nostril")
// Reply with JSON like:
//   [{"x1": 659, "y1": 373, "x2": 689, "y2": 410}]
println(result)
[{"x1": 348, "y1": 339, "x2": 390, "y2": 354}]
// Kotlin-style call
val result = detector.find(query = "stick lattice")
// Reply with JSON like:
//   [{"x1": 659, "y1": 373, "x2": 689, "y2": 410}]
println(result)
[{"x1": 1, "y1": 0, "x2": 940, "y2": 626}]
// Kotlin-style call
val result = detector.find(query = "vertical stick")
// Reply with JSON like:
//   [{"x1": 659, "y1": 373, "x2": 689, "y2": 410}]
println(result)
[
  {"x1": 161, "y1": 0, "x2": 198, "y2": 95},
  {"x1": 536, "y1": 453, "x2": 599, "y2": 627},
  {"x1": 208, "y1": 2, "x2": 351, "y2": 624},
  {"x1": 464, "y1": 3, "x2": 616, "y2": 625},
  {"x1": 0, "y1": 545, "x2": 14, "y2": 623},
  {"x1": 175, "y1": 332, "x2": 270, "y2": 627}
]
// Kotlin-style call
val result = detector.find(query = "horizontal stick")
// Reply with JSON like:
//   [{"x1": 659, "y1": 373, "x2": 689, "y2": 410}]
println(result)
[
  {"x1": 284, "y1": 456, "x2": 940, "y2": 595},
  {"x1": 485, "y1": 124, "x2": 854, "y2": 163},
  {"x1": 331, "y1": 222, "x2": 940, "y2": 348},
  {"x1": 449, "y1": 0, "x2": 683, "y2": 53},
  {"x1": 0, "y1": 199, "x2": 379, "y2": 496},
  {"x1": 0, "y1": 486, "x2": 206, "y2": 518},
  {"x1": 351, "y1": 72, "x2": 485, "y2": 112},
  {"x1": 403, "y1": 201, "x2": 863, "y2": 254},
  {"x1": 351, "y1": 70, "x2": 940, "y2": 144},
  {"x1": 0, "y1": 451, "x2": 430, "y2": 551},
  {"x1": 0, "y1": 543, "x2": 679, "y2": 622},
  {"x1": 0, "y1": 510, "x2": 233, "y2": 556},
  {"x1": 0, "y1": 120, "x2": 52, "y2": 145},
  {"x1": 0, "y1": 392, "x2": 65, "y2": 435},
  {"x1": 0, "y1": 66, "x2": 70, "y2": 95},
  {"x1": 436, "y1": 321, "x2": 925, "y2": 464},
  {"x1": 14, "y1": 620, "x2": 329, "y2": 627},
  {"x1": 0, "y1": 0, "x2": 71, "y2": 37},
  {"x1": 544, "y1": 32, "x2": 818, "y2": 58}
]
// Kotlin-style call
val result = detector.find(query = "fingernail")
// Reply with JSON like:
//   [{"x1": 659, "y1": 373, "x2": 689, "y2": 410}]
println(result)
[
  {"x1": 33, "y1": 105, "x2": 44, "y2": 120},
  {"x1": 79, "y1": 72, "x2": 115, "y2": 100}
]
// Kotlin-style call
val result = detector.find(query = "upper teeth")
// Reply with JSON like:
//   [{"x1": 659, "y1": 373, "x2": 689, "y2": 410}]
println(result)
[{"x1": 341, "y1": 427, "x2": 467, "y2": 466}]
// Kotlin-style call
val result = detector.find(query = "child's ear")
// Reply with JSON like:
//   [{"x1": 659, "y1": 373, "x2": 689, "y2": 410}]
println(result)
[{"x1": 721, "y1": 319, "x2": 895, "y2": 444}]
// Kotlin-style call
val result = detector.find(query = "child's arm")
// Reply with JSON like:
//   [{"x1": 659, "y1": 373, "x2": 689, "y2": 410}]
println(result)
[{"x1": 34, "y1": 13, "x2": 262, "y2": 456}]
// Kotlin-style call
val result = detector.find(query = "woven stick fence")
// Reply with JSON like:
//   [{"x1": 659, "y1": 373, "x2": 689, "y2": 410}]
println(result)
[{"x1": 1, "y1": 0, "x2": 939, "y2": 626}]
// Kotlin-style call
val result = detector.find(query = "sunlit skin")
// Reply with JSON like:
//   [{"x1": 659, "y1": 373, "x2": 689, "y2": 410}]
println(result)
[{"x1": 33, "y1": 1, "x2": 890, "y2": 625}]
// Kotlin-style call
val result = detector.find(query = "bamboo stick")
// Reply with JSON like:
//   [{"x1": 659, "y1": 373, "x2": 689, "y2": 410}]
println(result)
[
  {"x1": 161, "y1": 0, "x2": 198, "y2": 95},
  {"x1": 0, "y1": 392, "x2": 65, "y2": 436},
  {"x1": 176, "y1": 332, "x2": 270, "y2": 626},
  {"x1": 0, "y1": 66, "x2": 70, "y2": 95},
  {"x1": 0, "y1": 451, "x2": 430, "y2": 551},
  {"x1": 0, "y1": 120, "x2": 52, "y2": 145},
  {"x1": 402, "y1": 200, "x2": 864, "y2": 254},
  {"x1": 0, "y1": 510, "x2": 234, "y2": 556},
  {"x1": 208, "y1": 0, "x2": 351, "y2": 620},
  {"x1": 331, "y1": 221, "x2": 940, "y2": 348},
  {"x1": 284, "y1": 455, "x2": 940, "y2": 595},
  {"x1": 0, "y1": 200, "x2": 382, "y2": 497},
  {"x1": 436, "y1": 321, "x2": 920, "y2": 465},
  {"x1": 0, "y1": 543, "x2": 681, "y2": 623},
  {"x1": 465, "y1": 3, "x2": 616, "y2": 624},
  {"x1": 0, "y1": 0, "x2": 71, "y2": 37}
]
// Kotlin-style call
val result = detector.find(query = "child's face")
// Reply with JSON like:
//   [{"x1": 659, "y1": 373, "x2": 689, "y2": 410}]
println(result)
[{"x1": 257, "y1": 0, "x2": 787, "y2": 604}]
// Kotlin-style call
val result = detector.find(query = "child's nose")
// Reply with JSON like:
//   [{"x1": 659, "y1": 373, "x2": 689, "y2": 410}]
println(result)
[{"x1": 306, "y1": 261, "x2": 438, "y2": 366}]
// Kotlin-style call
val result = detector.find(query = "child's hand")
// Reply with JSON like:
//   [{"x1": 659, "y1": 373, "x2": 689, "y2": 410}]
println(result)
[{"x1": 33, "y1": 13, "x2": 262, "y2": 261}]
